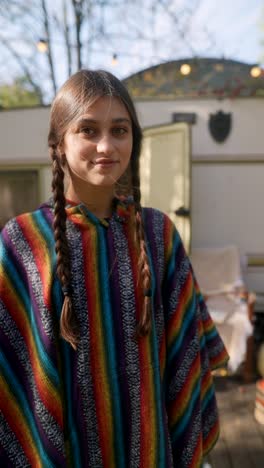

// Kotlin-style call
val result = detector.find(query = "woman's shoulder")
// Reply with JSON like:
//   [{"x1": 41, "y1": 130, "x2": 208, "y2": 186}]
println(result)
[
  {"x1": 141, "y1": 207, "x2": 182, "y2": 257},
  {"x1": 1, "y1": 202, "x2": 51, "y2": 244},
  {"x1": 141, "y1": 206, "x2": 177, "y2": 233}
]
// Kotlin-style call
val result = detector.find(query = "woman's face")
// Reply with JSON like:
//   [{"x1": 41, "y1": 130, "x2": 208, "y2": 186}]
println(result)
[{"x1": 62, "y1": 96, "x2": 133, "y2": 187}]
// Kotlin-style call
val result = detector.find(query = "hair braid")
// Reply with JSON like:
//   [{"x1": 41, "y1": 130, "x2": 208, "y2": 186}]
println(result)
[
  {"x1": 130, "y1": 157, "x2": 152, "y2": 337},
  {"x1": 51, "y1": 149, "x2": 79, "y2": 350}
]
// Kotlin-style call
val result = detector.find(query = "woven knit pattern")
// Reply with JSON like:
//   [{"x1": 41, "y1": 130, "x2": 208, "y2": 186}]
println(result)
[{"x1": 0, "y1": 198, "x2": 228, "y2": 467}]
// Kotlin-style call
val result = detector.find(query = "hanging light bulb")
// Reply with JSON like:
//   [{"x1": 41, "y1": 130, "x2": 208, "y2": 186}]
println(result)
[
  {"x1": 214, "y1": 63, "x2": 224, "y2": 72},
  {"x1": 111, "y1": 53, "x2": 118, "y2": 66},
  {"x1": 37, "y1": 39, "x2": 48, "y2": 53},
  {"x1": 250, "y1": 66, "x2": 261, "y2": 78},
  {"x1": 180, "y1": 63, "x2": 191, "y2": 76}
]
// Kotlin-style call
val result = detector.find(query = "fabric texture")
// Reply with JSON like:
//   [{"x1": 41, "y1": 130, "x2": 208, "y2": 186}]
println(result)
[{"x1": 0, "y1": 198, "x2": 228, "y2": 468}]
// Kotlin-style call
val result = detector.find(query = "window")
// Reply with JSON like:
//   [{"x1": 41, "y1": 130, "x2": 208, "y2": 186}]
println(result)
[{"x1": 0, "y1": 170, "x2": 39, "y2": 229}]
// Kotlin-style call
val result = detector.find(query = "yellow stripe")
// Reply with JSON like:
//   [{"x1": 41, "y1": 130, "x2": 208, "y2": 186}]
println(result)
[{"x1": 26, "y1": 217, "x2": 52, "y2": 307}]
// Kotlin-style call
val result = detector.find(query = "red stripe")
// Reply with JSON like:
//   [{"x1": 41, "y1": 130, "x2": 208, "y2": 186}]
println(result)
[
  {"x1": 163, "y1": 216, "x2": 174, "y2": 265},
  {"x1": 168, "y1": 352, "x2": 200, "y2": 423},
  {"x1": 167, "y1": 272, "x2": 193, "y2": 345},
  {"x1": 17, "y1": 215, "x2": 52, "y2": 312},
  {"x1": 201, "y1": 368, "x2": 212, "y2": 400},
  {"x1": 210, "y1": 348, "x2": 229, "y2": 369}
]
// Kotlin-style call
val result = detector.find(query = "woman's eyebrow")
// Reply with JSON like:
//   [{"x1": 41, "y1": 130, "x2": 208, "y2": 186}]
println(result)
[
  {"x1": 112, "y1": 118, "x2": 131, "y2": 125},
  {"x1": 76, "y1": 117, "x2": 131, "y2": 126},
  {"x1": 75, "y1": 118, "x2": 97, "y2": 126}
]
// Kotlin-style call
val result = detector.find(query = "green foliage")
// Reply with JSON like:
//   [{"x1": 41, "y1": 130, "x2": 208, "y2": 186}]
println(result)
[{"x1": 0, "y1": 77, "x2": 42, "y2": 109}]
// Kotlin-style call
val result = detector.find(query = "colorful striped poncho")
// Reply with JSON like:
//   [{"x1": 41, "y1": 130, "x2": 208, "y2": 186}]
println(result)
[{"x1": 0, "y1": 197, "x2": 228, "y2": 468}]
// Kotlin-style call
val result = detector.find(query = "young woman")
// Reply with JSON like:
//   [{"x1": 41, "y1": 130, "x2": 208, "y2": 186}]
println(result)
[{"x1": 0, "y1": 70, "x2": 228, "y2": 467}]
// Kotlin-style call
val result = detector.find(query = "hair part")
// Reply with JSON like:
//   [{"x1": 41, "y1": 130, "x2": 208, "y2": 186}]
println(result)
[{"x1": 48, "y1": 69, "x2": 151, "y2": 349}]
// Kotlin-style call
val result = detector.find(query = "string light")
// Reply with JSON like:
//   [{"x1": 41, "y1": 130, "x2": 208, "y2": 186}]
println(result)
[
  {"x1": 111, "y1": 53, "x2": 118, "y2": 66},
  {"x1": 250, "y1": 66, "x2": 261, "y2": 78},
  {"x1": 180, "y1": 63, "x2": 191, "y2": 75},
  {"x1": 36, "y1": 39, "x2": 48, "y2": 53},
  {"x1": 214, "y1": 63, "x2": 224, "y2": 72}
]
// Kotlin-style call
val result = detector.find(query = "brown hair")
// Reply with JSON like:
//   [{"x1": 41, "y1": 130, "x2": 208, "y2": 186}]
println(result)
[{"x1": 48, "y1": 70, "x2": 152, "y2": 349}]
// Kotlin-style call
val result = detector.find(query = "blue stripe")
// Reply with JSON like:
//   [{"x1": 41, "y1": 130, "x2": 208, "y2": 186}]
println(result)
[
  {"x1": 0, "y1": 349, "x2": 55, "y2": 467},
  {"x1": 201, "y1": 385, "x2": 214, "y2": 413},
  {"x1": 1, "y1": 242, "x2": 29, "y2": 311},
  {"x1": 33, "y1": 210, "x2": 53, "y2": 241},
  {"x1": 166, "y1": 230, "x2": 181, "y2": 279},
  {"x1": 204, "y1": 327, "x2": 219, "y2": 341},
  {"x1": 199, "y1": 333, "x2": 206, "y2": 349},
  {"x1": 167, "y1": 291, "x2": 196, "y2": 365},
  {"x1": 171, "y1": 377, "x2": 200, "y2": 441},
  {"x1": 97, "y1": 224, "x2": 126, "y2": 467},
  {"x1": 1, "y1": 245, "x2": 59, "y2": 387}
]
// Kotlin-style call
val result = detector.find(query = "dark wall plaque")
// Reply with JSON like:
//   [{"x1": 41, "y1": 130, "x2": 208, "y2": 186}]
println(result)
[{"x1": 172, "y1": 112, "x2": 197, "y2": 124}]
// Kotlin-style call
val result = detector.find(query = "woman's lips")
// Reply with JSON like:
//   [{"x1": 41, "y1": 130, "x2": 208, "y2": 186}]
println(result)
[{"x1": 92, "y1": 158, "x2": 118, "y2": 167}]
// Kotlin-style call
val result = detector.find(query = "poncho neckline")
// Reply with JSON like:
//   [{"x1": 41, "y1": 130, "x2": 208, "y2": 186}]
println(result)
[{"x1": 42, "y1": 195, "x2": 135, "y2": 228}]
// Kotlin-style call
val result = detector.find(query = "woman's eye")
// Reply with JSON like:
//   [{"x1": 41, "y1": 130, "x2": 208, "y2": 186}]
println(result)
[
  {"x1": 81, "y1": 127, "x2": 96, "y2": 136},
  {"x1": 112, "y1": 127, "x2": 127, "y2": 136}
]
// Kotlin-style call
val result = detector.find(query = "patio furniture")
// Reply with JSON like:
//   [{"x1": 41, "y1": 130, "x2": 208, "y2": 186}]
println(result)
[{"x1": 191, "y1": 245, "x2": 255, "y2": 379}]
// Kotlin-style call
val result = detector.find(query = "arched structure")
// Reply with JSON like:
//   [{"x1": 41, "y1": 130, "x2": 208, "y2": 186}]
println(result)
[{"x1": 123, "y1": 58, "x2": 264, "y2": 99}]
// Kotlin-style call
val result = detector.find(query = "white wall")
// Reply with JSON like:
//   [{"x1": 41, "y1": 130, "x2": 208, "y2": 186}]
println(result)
[
  {"x1": 0, "y1": 107, "x2": 52, "y2": 207},
  {"x1": 191, "y1": 162, "x2": 264, "y2": 291},
  {"x1": 0, "y1": 107, "x2": 50, "y2": 163},
  {"x1": 136, "y1": 98, "x2": 264, "y2": 159},
  {"x1": 1, "y1": 99, "x2": 263, "y2": 163},
  {"x1": 136, "y1": 98, "x2": 264, "y2": 291},
  {"x1": 191, "y1": 163, "x2": 264, "y2": 250}
]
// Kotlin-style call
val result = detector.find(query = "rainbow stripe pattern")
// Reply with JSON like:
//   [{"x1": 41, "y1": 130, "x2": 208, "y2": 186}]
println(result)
[{"x1": 0, "y1": 198, "x2": 228, "y2": 467}]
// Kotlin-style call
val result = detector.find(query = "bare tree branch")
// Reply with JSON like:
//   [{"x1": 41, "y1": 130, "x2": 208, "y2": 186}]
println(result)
[
  {"x1": 71, "y1": 0, "x2": 84, "y2": 70},
  {"x1": 41, "y1": 0, "x2": 57, "y2": 94},
  {"x1": 63, "y1": 0, "x2": 73, "y2": 77},
  {"x1": 0, "y1": 37, "x2": 43, "y2": 103},
  {"x1": 0, "y1": 0, "x2": 223, "y2": 101}
]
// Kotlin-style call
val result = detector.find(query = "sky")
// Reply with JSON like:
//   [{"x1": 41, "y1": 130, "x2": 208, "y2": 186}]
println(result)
[
  {"x1": 190, "y1": 0, "x2": 263, "y2": 65},
  {"x1": 79, "y1": 0, "x2": 264, "y2": 83},
  {"x1": 0, "y1": 0, "x2": 263, "y2": 99},
  {"x1": 106, "y1": 0, "x2": 264, "y2": 79}
]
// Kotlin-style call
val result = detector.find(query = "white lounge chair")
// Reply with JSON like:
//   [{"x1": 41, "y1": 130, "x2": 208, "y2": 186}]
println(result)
[{"x1": 191, "y1": 245, "x2": 255, "y2": 377}]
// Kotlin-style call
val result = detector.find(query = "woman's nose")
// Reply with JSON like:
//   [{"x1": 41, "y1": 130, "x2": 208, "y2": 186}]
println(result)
[{"x1": 96, "y1": 135, "x2": 115, "y2": 155}]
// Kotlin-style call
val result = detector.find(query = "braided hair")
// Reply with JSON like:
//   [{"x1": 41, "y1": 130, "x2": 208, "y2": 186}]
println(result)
[
  {"x1": 48, "y1": 70, "x2": 152, "y2": 348},
  {"x1": 50, "y1": 148, "x2": 79, "y2": 350}
]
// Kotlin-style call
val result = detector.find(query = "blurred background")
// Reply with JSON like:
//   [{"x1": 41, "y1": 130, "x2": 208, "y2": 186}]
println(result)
[{"x1": 0, "y1": 0, "x2": 262, "y2": 103}]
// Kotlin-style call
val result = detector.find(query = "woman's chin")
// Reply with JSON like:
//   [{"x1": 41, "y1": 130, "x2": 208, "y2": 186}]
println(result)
[
  {"x1": 83, "y1": 174, "x2": 119, "y2": 188},
  {"x1": 69, "y1": 169, "x2": 118, "y2": 187}
]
